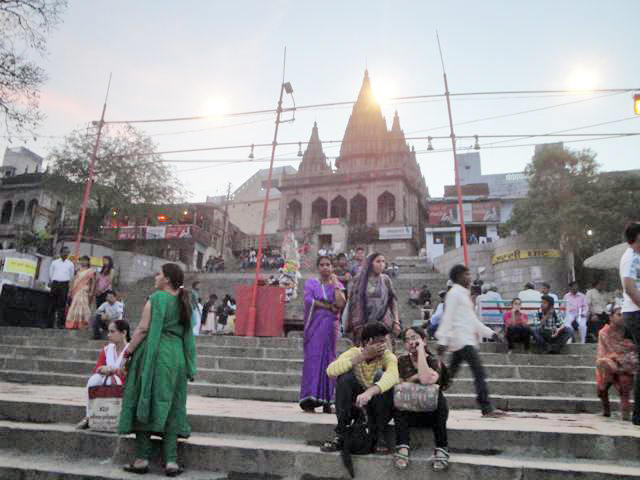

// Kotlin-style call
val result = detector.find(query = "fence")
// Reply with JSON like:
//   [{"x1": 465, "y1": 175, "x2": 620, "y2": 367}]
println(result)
[{"x1": 477, "y1": 299, "x2": 568, "y2": 330}]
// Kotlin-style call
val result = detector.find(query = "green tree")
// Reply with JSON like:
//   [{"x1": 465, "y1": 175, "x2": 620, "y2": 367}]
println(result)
[
  {"x1": 507, "y1": 145, "x2": 640, "y2": 287},
  {"x1": 0, "y1": 0, "x2": 67, "y2": 134},
  {"x1": 507, "y1": 145, "x2": 599, "y2": 255},
  {"x1": 47, "y1": 124, "x2": 185, "y2": 236}
]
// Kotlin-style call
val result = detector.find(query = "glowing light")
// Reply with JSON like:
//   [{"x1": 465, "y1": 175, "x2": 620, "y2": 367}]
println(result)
[
  {"x1": 157, "y1": 214, "x2": 168, "y2": 222},
  {"x1": 371, "y1": 78, "x2": 397, "y2": 104},
  {"x1": 203, "y1": 96, "x2": 227, "y2": 117},
  {"x1": 567, "y1": 67, "x2": 598, "y2": 91},
  {"x1": 634, "y1": 94, "x2": 640, "y2": 115}
]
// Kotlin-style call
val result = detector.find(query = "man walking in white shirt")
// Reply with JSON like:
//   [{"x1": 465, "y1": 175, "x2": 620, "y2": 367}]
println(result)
[
  {"x1": 48, "y1": 246, "x2": 75, "y2": 328},
  {"x1": 620, "y1": 223, "x2": 640, "y2": 425},
  {"x1": 436, "y1": 264, "x2": 505, "y2": 417}
]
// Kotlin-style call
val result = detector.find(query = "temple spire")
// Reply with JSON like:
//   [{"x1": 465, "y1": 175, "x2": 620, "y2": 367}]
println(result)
[{"x1": 298, "y1": 122, "x2": 330, "y2": 175}]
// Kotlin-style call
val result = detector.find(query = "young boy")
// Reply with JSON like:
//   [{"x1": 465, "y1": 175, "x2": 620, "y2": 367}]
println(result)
[{"x1": 92, "y1": 290, "x2": 124, "y2": 340}]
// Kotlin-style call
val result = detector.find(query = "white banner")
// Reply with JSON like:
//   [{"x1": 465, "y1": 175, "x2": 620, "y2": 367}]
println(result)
[
  {"x1": 146, "y1": 226, "x2": 166, "y2": 240},
  {"x1": 379, "y1": 226, "x2": 413, "y2": 240}
]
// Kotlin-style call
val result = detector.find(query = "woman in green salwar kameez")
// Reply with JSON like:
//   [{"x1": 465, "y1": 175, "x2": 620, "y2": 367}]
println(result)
[{"x1": 119, "y1": 263, "x2": 196, "y2": 477}]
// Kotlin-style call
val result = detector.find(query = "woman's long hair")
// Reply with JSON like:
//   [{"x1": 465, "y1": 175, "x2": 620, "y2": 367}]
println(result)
[
  {"x1": 357, "y1": 252, "x2": 384, "y2": 325},
  {"x1": 162, "y1": 263, "x2": 191, "y2": 330},
  {"x1": 101, "y1": 256, "x2": 114, "y2": 275}
]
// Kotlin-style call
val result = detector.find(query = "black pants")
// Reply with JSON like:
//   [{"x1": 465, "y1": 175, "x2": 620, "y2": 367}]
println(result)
[
  {"x1": 506, "y1": 326, "x2": 532, "y2": 350},
  {"x1": 623, "y1": 311, "x2": 640, "y2": 424},
  {"x1": 448, "y1": 345, "x2": 493, "y2": 414},
  {"x1": 394, "y1": 393, "x2": 448, "y2": 449},
  {"x1": 532, "y1": 327, "x2": 573, "y2": 353},
  {"x1": 50, "y1": 281, "x2": 69, "y2": 328},
  {"x1": 334, "y1": 371, "x2": 393, "y2": 442}
]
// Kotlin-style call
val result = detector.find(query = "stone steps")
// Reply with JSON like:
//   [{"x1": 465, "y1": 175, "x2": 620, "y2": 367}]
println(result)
[
  {"x1": 0, "y1": 370, "x2": 618, "y2": 413},
  {"x1": 1, "y1": 418, "x2": 640, "y2": 479},
  {"x1": 0, "y1": 352, "x2": 599, "y2": 381},
  {"x1": 1, "y1": 386, "x2": 634, "y2": 460}
]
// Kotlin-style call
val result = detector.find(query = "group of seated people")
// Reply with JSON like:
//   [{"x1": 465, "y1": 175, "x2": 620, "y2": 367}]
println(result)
[{"x1": 321, "y1": 323, "x2": 450, "y2": 472}]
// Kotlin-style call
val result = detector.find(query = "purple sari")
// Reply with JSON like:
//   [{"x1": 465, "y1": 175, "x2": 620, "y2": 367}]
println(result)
[{"x1": 299, "y1": 277, "x2": 341, "y2": 409}]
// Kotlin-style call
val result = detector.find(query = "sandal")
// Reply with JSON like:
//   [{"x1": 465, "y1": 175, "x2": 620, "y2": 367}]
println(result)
[
  {"x1": 165, "y1": 464, "x2": 184, "y2": 477},
  {"x1": 320, "y1": 436, "x2": 342, "y2": 452},
  {"x1": 123, "y1": 461, "x2": 149, "y2": 474},
  {"x1": 393, "y1": 447, "x2": 410, "y2": 470},
  {"x1": 432, "y1": 447, "x2": 449, "y2": 472}
]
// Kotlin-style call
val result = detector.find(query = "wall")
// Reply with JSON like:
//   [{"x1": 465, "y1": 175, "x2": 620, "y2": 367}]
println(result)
[
  {"x1": 433, "y1": 235, "x2": 568, "y2": 298},
  {"x1": 61, "y1": 241, "x2": 187, "y2": 285}
]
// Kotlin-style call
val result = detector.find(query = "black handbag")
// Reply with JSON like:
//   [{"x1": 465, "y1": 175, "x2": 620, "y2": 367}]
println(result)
[{"x1": 341, "y1": 411, "x2": 375, "y2": 478}]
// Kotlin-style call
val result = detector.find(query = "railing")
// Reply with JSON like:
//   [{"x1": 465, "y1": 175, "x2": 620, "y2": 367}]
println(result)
[{"x1": 478, "y1": 300, "x2": 569, "y2": 329}]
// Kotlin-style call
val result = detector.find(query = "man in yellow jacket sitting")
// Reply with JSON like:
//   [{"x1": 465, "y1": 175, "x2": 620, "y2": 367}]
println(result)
[{"x1": 322, "y1": 323, "x2": 399, "y2": 454}]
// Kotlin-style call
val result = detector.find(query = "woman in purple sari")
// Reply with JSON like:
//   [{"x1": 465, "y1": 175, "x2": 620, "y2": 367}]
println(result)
[{"x1": 299, "y1": 255, "x2": 346, "y2": 413}]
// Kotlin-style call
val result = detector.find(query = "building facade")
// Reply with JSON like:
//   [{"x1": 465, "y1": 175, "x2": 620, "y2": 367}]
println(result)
[
  {"x1": 277, "y1": 71, "x2": 428, "y2": 257},
  {"x1": 0, "y1": 148, "x2": 64, "y2": 252}
]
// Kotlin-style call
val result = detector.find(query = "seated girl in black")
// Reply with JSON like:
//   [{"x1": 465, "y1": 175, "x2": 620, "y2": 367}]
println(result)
[{"x1": 393, "y1": 326, "x2": 450, "y2": 471}]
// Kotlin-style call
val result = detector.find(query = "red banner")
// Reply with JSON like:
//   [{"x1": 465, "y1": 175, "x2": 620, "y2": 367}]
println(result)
[
  {"x1": 166, "y1": 225, "x2": 191, "y2": 239},
  {"x1": 116, "y1": 227, "x2": 143, "y2": 240},
  {"x1": 428, "y1": 203, "x2": 457, "y2": 225}
]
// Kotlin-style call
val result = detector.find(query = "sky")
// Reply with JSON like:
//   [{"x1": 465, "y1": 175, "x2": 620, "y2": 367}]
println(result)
[{"x1": 2, "y1": 0, "x2": 639, "y2": 201}]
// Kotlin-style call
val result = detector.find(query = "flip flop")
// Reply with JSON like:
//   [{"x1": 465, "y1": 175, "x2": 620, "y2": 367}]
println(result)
[{"x1": 123, "y1": 463, "x2": 149, "y2": 474}]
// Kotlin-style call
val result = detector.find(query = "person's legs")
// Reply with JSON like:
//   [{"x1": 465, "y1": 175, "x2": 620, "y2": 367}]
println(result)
[
  {"x1": 135, "y1": 432, "x2": 153, "y2": 461},
  {"x1": 448, "y1": 348, "x2": 464, "y2": 380},
  {"x1": 616, "y1": 373, "x2": 634, "y2": 421},
  {"x1": 163, "y1": 432, "x2": 179, "y2": 465},
  {"x1": 596, "y1": 361, "x2": 614, "y2": 417},
  {"x1": 623, "y1": 312, "x2": 640, "y2": 424},
  {"x1": 334, "y1": 372, "x2": 362, "y2": 437},
  {"x1": 577, "y1": 316, "x2": 588, "y2": 343},
  {"x1": 368, "y1": 388, "x2": 393, "y2": 449},
  {"x1": 459, "y1": 345, "x2": 493, "y2": 414},
  {"x1": 414, "y1": 394, "x2": 449, "y2": 448},
  {"x1": 505, "y1": 327, "x2": 515, "y2": 350},
  {"x1": 393, "y1": 409, "x2": 411, "y2": 449}
]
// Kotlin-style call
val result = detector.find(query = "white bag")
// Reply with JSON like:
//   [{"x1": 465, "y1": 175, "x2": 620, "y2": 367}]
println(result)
[{"x1": 88, "y1": 376, "x2": 123, "y2": 432}]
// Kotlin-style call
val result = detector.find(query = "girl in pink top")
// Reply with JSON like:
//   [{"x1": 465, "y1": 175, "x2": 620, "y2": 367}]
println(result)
[{"x1": 503, "y1": 298, "x2": 532, "y2": 351}]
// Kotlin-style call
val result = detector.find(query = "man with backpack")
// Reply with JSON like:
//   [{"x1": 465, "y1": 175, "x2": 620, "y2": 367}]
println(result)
[{"x1": 321, "y1": 323, "x2": 399, "y2": 455}]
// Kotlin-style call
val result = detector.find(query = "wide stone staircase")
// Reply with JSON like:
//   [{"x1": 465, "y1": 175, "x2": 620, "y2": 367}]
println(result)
[{"x1": 1, "y1": 326, "x2": 639, "y2": 479}]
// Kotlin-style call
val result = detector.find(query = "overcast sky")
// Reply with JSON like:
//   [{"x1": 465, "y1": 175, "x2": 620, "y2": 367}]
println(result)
[{"x1": 2, "y1": 0, "x2": 639, "y2": 200}]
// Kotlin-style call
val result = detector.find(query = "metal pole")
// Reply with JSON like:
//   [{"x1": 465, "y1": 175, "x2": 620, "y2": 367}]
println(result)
[
  {"x1": 220, "y1": 182, "x2": 231, "y2": 255},
  {"x1": 247, "y1": 49, "x2": 287, "y2": 336},
  {"x1": 437, "y1": 34, "x2": 469, "y2": 266},
  {"x1": 74, "y1": 74, "x2": 112, "y2": 262}
]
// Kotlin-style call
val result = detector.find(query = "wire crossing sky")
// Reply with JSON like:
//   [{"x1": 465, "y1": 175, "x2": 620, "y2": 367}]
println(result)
[{"x1": 1, "y1": 0, "x2": 638, "y2": 200}]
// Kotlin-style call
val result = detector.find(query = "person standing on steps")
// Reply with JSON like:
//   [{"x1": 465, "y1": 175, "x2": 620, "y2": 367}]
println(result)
[
  {"x1": 346, "y1": 252, "x2": 400, "y2": 346},
  {"x1": 48, "y1": 246, "x2": 74, "y2": 328},
  {"x1": 299, "y1": 255, "x2": 346, "y2": 413},
  {"x1": 435, "y1": 264, "x2": 505, "y2": 418},
  {"x1": 596, "y1": 302, "x2": 636, "y2": 420},
  {"x1": 119, "y1": 263, "x2": 197, "y2": 477},
  {"x1": 620, "y1": 223, "x2": 640, "y2": 426},
  {"x1": 95, "y1": 256, "x2": 116, "y2": 308}
]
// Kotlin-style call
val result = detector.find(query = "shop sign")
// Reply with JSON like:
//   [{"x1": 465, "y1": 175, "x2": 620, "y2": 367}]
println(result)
[
  {"x1": 379, "y1": 226, "x2": 413, "y2": 240},
  {"x1": 491, "y1": 248, "x2": 561, "y2": 265},
  {"x1": 3, "y1": 257, "x2": 37, "y2": 277},
  {"x1": 321, "y1": 218, "x2": 341, "y2": 225}
]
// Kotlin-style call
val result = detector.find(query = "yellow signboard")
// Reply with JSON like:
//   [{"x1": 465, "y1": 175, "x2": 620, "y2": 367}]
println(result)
[
  {"x1": 491, "y1": 249, "x2": 561, "y2": 265},
  {"x1": 3, "y1": 257, "x2": 38, "y2": 277},
  {"x1": 69, "y1": 256, "x2": 104, "y2": 268}
]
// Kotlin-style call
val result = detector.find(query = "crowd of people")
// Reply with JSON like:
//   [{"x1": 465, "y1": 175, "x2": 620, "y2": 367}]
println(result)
[
  {"x1": 66, "y1": 222, "x2": 640, "y2": 475},
  {"x1": 48, "y1": 248, "x2": 123, "y2": 339},
  {"x1": 298, "y1": 222, "x2": 640, "y2": 472}
]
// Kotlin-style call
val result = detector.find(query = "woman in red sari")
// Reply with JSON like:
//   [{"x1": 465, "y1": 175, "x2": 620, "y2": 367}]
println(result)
[{"x1": 596, "y1": 303, "x2": 636, "y2": 420}]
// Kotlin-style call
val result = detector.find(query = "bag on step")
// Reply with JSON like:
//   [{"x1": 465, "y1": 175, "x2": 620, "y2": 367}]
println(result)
[
  {"x1": 393, "y1": 382, "x2": 439, "y2": 412},
  {"x1": 341, "y1": 410, "x2": 375, "y2": 478},
  {"x1": 88, "y1": 374, "x2": 124, "y2": 432}
]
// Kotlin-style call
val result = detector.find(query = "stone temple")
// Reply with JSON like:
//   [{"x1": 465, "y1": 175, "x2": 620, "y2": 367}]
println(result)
[{"x1": 277, "y1": 70, "x2": 428, "y2": 257}]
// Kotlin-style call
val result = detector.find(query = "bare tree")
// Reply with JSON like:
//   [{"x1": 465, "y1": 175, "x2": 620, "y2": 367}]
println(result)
[{"x1": 0, "y1": 0, "x2": 67, "y2": 134}]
